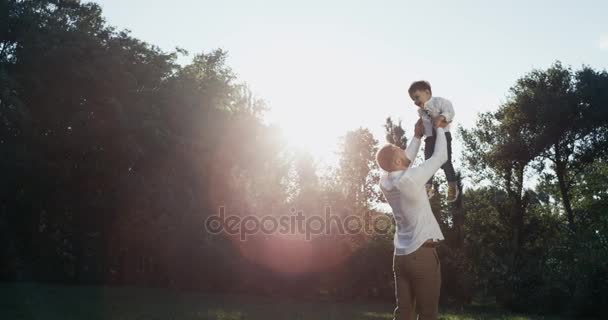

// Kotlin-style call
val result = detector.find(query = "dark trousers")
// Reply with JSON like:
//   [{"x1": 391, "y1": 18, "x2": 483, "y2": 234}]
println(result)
[
  {"x1": 424, "y1": 131, "x2": 456, "y2": 185},
  {"x1": 393, "y1": 247, "x2": 441, "y2": 320}
]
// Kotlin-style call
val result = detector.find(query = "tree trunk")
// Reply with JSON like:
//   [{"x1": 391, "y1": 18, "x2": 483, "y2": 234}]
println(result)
[{"x1": 554, "y1": 144, "x2": 575, "y2": 230}]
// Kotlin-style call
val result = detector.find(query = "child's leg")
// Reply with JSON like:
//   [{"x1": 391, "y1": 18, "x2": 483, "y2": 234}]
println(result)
[
  {"x1": 424, "y1": 136, "x2": 435, "y2": 186},
  {"x1": 441, "y1": 132, "x2": 457, "y2": 182}
]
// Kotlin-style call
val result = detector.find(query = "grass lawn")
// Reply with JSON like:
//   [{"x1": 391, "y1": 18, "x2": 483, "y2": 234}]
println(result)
[{"x1": 0, "y1": 283, "x2": 572, "y2": 320}]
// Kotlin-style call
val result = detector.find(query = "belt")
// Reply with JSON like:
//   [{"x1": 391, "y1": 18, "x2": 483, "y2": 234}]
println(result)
[{"x1": 421, "y1": 240, "x2": 439, "y2": 248}]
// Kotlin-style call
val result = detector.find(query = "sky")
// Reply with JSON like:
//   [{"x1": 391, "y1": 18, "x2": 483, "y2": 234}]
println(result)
[{"x1": 91, "y1": 0, "x2": 608, "y2": 176}]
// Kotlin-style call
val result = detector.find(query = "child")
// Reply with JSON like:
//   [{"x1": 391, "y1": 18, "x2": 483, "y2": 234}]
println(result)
[{"x1": 408, "y1": 80, "x2": 459, "y2": 202}]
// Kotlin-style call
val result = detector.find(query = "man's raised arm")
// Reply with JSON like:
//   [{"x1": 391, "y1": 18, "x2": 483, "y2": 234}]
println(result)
[
  {"x1": 405, "y1": 119, "x2": 424, "y2": 167},
  {"x1": 405, "y1": 126, "x2": 448, "y2": 186}
]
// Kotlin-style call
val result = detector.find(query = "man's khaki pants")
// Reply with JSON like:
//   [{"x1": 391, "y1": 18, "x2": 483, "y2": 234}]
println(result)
[{"x1": 393, "y1": 246, "x2": 441, "y2": 320}]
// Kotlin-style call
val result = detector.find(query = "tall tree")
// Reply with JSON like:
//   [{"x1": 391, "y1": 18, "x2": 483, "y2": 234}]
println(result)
[
  {"x1": 337, "y1": 128, "x2": 380, "y2": 213},
  {"x1": 460, "y1": 108, "x2": 535, "y2": 306},
  {"x1": 504, "y1": 62, "x2": 608, "y2": 231}
]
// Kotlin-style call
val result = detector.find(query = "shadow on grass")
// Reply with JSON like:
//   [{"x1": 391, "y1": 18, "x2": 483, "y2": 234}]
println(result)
[{"x1": 0, "y1": 283, "x2": 574, "y2": 320}]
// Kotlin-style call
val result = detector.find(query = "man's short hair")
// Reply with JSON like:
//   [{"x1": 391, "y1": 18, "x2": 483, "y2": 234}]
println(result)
[
  {"x1": 376, "y1": 144, "x2": 397, "y2": 172},
  {"x1": 408, "y1": 80, "x2": 432, "y2": 95}
]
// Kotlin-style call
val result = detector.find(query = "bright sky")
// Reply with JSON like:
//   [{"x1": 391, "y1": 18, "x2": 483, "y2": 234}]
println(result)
[{"x1": 92, "y1": 0, "x2": 608, "y2": 174}]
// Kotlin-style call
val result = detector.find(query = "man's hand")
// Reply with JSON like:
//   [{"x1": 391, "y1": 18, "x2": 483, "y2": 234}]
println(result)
[
  {"x1": 433, "y1": 115, "x2": 448, "y2": 129},
  {"x1": 414, "y1": 118, "x2": 424, "y2": 138}
]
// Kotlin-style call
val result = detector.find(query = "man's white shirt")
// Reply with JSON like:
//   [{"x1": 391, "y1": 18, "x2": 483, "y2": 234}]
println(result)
[
  {"x1": 417, "y1": 97, "x2": 455, "y2": 137},
  {"x1": 379, "y1": 128, "x2": 448, "y2": 255}
]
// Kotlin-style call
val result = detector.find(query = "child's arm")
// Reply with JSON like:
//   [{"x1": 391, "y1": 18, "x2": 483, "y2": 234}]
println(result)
[{"x1": 436, "y1": 97, "x2": 455, "y2": 123}]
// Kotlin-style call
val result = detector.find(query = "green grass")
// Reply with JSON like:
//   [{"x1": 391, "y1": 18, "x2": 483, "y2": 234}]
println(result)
[{"x1": 0, "y1": 283, "x2": 571, "y2": 320}]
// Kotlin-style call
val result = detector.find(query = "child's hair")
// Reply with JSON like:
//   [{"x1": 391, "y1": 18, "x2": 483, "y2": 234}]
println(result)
[
  {"x1": 376, "y1": 144, "x2": 397, "y2": 172},
  {"x1": 408, "y1": 80, "x2": 432, "y2": 95}
]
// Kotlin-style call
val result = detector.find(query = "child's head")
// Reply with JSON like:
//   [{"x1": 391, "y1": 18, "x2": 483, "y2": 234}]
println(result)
[
  {"x1": 408, "y1": 80, "x2": 432, "y2": 107},
  {"x1": 376, "y1": 144, "x2": 410, "y2": 172}
]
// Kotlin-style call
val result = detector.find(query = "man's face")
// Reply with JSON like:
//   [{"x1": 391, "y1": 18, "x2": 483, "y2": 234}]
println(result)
[
  {"x1": 410, "y1": 89, "x2": 431, "y2": 107},
  {"x1": 392, "y1": 146, "x2": 409, "y2": 170}
]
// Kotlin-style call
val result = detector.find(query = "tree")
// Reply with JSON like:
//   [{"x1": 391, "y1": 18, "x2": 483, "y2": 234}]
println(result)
[
  {"x1": 460, "y1": 106, "x2": 536, "y2": 306},
  {"x1": 504, "y1": 62, "x2": 608, "y2": 231},
  {"x1": 384, "y1": 117, "x2": 407, "y2": 150},
  {"x1": 337, "y1": 128, "x2": 380, "y2": 213}
]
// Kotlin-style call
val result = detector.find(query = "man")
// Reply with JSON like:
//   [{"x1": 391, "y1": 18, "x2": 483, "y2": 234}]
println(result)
[{"x1": 376, "y1": 118, "x2": 448, "y2": 320}]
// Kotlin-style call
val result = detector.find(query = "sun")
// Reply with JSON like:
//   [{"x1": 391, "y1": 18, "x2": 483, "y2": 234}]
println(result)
[{"x1": 247, "y1": 33, "x2": 373, "y2": 165}]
